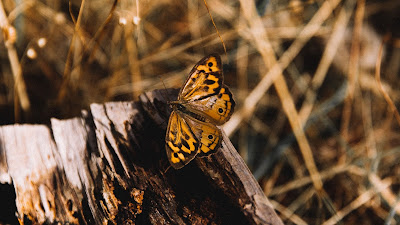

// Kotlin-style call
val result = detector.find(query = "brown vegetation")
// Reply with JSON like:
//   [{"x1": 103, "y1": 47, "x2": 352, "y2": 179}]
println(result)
[{"x1": 0, "y1": 0, "x2": 400, "y2": 224}]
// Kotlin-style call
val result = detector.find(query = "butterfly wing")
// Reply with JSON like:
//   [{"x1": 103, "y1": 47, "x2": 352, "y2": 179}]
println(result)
[
  {"x1": 185, "y1": 85, "x2": 235, "y2": 125},
  {"x1": 179, "y1": 54, "x2": 223, "y2": 102},
  {"x1": 165, "y1": 111, "x2": 199, "y2": 169},
  {"x1": 165, "y1": 54, "x2": 235, "y2": 169},
  {"x1": 179, "y1": 54, "x2": 235, "y2": 125},
  {"x1": 183, "y1": 115, "x2": 222, "y2": 157}
]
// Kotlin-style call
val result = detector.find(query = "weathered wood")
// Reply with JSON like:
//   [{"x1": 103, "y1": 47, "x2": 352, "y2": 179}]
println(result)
[
  {"x1": 0, "y1": 125, "x2": 81, "y2": 224},
  {"x1": 0, "y1": 89, "x2": 283, "y2": 225}
]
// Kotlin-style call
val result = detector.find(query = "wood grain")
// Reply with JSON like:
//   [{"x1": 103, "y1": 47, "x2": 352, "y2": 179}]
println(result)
[{"x1": 0, "y1": 89, "x2": 283, "y2": 225}]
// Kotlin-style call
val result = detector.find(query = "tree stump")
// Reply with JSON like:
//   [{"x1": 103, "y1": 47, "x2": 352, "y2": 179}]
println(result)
[{"x1": 0, "y1": 89, "x2": 283, "y2": 225}]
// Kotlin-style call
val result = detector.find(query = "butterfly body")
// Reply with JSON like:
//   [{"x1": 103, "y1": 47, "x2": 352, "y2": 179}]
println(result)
[{"x1": 165, "y1": 54, "x2": 235, "y2": 169}]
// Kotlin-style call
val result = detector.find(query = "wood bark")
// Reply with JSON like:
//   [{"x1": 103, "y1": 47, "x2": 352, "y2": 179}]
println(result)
[{"x1": 0, "y1": 89, "x2": 283, "y2": 225}]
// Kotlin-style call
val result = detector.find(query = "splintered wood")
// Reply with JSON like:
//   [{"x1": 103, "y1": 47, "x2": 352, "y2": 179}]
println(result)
[{"x1": 0, "y1": 89, "x2": 283, "y2": 225}]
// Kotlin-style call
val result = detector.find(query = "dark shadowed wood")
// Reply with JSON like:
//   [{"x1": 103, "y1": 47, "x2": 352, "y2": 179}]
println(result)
[{"x1": 0, "y1": 89, "x2": 283, "y2": 225}]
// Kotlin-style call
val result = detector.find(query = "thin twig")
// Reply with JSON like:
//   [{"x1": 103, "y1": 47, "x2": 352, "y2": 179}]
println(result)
[
  {"x1": 340, "y1": 0, "x2": 365, "y2": 162},
  {"x1": 224, "y1": 0, "x2": 343, "y2": 137},
  {"x1": 322, "y1": 176, "x2": 391, "y2": 225},
  {"x1": 58, "y1": 0, "x2": 86, "y2": 102},
  {"x1": 234, "y1": 0, "x2": 344, "y2": 194},
  {"x1": 0, "y1": 1, "x2": 31, "y2": 118},
  {"x1": 270, "y1": 200, "x2": 308, "y2": 225},
  {"x1": 299, "y1": 0, "x2": 356, "y2": 123},
  {"x1": 375, "y1": 35, "x2": 400, "y2": 127}
]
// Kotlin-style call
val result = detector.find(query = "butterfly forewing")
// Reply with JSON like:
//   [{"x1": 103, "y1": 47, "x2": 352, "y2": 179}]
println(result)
[
  {"x1": 184, "y1": 85, "x2": 235, "y2": 125},
  {"x1": 179, "y1": 54, "x2": 223, "y2": 102}
]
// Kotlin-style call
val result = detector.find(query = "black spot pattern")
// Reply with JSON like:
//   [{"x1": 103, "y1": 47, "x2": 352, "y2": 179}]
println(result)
[
  {"x1": 204, "y1": 79, "x2": 216, "y2": 85},
  {"x1": 208, "y1": 62, "x2": 213, "y2": 67},
  {"x1": 182, "y1": 140, "x2": 190, "y2": 150},
  {"x1": 183, "y1": 132, "x2": 190, "y2": 140},
  {"x1": 218, "y1": 108, "x2": 224, "y2": 114},
  {"x1": 208, "y1": 135, "x2": 213, "y2": 140}
]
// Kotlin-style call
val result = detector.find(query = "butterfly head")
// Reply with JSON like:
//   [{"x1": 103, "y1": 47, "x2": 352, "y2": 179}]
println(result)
[{"x1": 168, "y1": 101, "x2": 183, "y2": 110}]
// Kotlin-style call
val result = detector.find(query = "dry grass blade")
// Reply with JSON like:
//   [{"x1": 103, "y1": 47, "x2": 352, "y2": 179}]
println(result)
[
  {"x1": 270, "y1": 199, "x2": 308, "y2": 225},
  {"x1": 1, "y1": 0, "x2": 400, "y2": 223},
  {"x1": 369, "y1": 173, "x2": 400, "y2": 216},
  {"x1": 0, "y1": 1, "x2": 31, "y2": 116},
  {"x1": 139, "y1": 32, "x2": 222, "y2": 65},
  {"x1": 299, "y1": 0, "x2": 356, "y2": 123},
  {"x1": 232, "y1": 0, "x2": 344, "y2": 195},
  {"x1": 340, "y1": 0, "x2": 366, "y2": 155},
  {"x1": 269, "y1": 164, "x2": 350, "y2": 196},
  {"x1": 125, "y1": 22, "x2": 142, "y2": 100},
  {"x1": 236, "y1": 43, "x2": 249, "y2": 162},
  {"x1": 224, "y1": 0, "x2": 343, "y2": 135},
  {"x1": 87, "y1": 0, "x2": 119, "y2": 62},
  {"x1": 58, "y1": 0, "x2": 86, "y2": 102},
  {"x1": 375, "y1": 35, "x2": 400, "y2": 127},
  {"x1": 322, "y1": 177, "x2": 392, "y2": 225}
]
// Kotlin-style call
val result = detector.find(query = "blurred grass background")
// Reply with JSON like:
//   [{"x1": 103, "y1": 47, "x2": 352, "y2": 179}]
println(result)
[{"x1": 1, "y1": 0, "x2": 400, "y2": 224}]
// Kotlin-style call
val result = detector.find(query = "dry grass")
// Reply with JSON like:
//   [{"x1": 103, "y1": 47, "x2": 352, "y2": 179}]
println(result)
[{"x1": 0, "y1": 0, "x2": 400, "y2": 224}]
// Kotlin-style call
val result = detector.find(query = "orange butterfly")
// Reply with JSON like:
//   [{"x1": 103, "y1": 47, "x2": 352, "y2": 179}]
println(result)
[{"x1": 165, "y1": 54, "x2": 235, "y2": 169}]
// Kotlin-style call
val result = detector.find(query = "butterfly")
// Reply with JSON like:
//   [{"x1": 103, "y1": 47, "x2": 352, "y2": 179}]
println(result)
[{"x1": 165, "y1": 54, "x2": 235, "y2": 169}]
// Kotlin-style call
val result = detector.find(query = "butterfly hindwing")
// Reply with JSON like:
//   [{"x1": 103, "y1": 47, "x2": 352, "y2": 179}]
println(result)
[
  {"x1": 184, "y1": 115, "x2": 222, "y2": 157},
  {"x1": 179, "y1": 54, "x2": 223, "y2": 102},
  {"x1": 165, "y1": 111, "x2": 199, "y2": 169}
]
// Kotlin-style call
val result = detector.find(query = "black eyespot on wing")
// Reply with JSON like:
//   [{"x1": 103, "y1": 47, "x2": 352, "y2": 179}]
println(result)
[
  {"x1": 208, "y1": 134, "x2": 213, "y2": 140},
  {"x1": 204, "y1": 79, "x2": 216, "y2": 85},
  {"x1": 218, "y1": 108, "x2": 224, "y2": 114},
  {"x1": 208, "y1": 62, "x2": 213, "y2": 67},
  {"x1": 183, "y1": 132, "x2": 190, "y2": 140}
]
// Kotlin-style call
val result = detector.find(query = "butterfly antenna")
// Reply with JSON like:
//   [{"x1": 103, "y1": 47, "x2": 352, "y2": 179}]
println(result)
[
  {"x1": 203, "y1": 0, "x2": 227, "y2": 58},
  {"x1": 157, "y1": 75, "x2": 172, "y2": 104}
]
